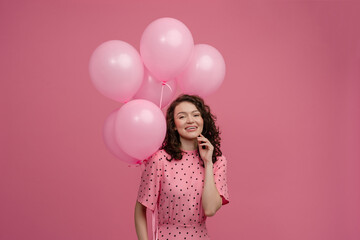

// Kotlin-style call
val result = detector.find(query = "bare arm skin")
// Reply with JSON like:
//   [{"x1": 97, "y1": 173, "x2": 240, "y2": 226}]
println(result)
[
  {"x1": 134, "y1": 201, "x2": 148, "y2": 240},
  {"x1": 198, "y1": 134, "x2": 223, "y2": 217},
  {"x1": 202, "y1": 161, "x2": 222, "y2": 216}
]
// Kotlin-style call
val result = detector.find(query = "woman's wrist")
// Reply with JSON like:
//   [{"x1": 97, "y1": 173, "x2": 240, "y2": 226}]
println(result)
[{"x1": 204, "y1": 160, "x2": 213, "y2": 168}]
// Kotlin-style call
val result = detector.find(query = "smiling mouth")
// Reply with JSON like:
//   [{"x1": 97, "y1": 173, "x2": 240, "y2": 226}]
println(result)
[{"x1": 185, "y1": 126, "x2": 197, "y2": 130}]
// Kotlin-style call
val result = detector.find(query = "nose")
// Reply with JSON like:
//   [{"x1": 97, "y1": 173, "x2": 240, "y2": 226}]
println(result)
[{"x1": 186, "y1": 115, "x2": 194, "y2": 123}]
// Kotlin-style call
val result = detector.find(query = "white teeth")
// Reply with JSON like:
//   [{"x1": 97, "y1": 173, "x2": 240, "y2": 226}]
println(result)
[{"x1": 186, "y1": 127, "x2": 196, "y2": 130}]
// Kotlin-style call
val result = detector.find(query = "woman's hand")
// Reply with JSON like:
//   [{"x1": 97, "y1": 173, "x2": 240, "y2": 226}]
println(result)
[{"x1": 197, "y1": 134, "x2": 214, "y2": 165}]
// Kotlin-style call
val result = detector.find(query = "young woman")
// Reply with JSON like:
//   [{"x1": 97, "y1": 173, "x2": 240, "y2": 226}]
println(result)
[{"x1": 134, "y1": 94, "x2": 229, "y2": 240}]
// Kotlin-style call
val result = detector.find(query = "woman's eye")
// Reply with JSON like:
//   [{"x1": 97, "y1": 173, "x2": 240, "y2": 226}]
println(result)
[
  {"x1": 179, "y1": 116, "x2": 184, "y2": 119},
  {"x1": 194, "y1": 114, "x2": 200, "y2": 117}
]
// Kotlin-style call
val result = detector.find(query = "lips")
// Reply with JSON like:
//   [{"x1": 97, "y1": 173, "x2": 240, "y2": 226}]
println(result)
[{"x1": 185, "y1": 126, "x2": 197, "y2": 131}]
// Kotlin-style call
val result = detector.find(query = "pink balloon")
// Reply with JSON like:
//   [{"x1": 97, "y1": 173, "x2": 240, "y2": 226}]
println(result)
[
  {"x1": 133, "y1": 69, "x2": 177, "y2": 108},
  {"x1": 103, "y1": 110, "x2": 140, "y2": 164},
  {"x1": 115, "y1": 100, "x2": 166, "y2": 160},
  {"x1": 89, "y1": 40, "x2": 144, "y2": 103},
  {"x1": 177, "y1": 44, "x2": 226, "y2": 97},
  {"x1": 140, "y1": 17, "x2": 194, "y2": 82}
]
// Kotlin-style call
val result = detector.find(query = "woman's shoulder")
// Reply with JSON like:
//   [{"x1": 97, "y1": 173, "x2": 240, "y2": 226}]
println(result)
[
  {"x1": 215, "y1": 154, "x2": 227, "y2": 165},
  {"x1": 153, "y1": 149, "x2": 171, "y2": 159},
  {"x1": 216, "y1": 154, "x2": 226, "y2": 160},
  {"x1": 145, "y1": 149, "x2": 170, "y2": 164}
]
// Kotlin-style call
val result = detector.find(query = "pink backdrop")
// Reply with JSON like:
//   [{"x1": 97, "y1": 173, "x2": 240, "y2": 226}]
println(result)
[{"x1": 1, "y1": 0, "x2": 360, "y2": 239}]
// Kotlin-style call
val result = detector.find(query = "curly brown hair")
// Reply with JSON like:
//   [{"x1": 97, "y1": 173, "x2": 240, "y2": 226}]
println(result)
[{"x1": 161, "y1": 94, "x2": 222, "y2": 164}]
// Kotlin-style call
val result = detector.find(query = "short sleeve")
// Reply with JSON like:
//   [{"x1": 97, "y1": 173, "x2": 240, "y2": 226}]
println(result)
[
  {"x1": 214, "y1": 155, "x2": 229, "y2": 205},
  {"x1": 137, "y1": 151, "x2": 163, "y2": 211}
]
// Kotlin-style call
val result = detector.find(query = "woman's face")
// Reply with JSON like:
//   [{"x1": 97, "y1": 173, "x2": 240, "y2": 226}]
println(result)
[{"x1": 173, "y1": 101, "x2": 204, "y2": 141}]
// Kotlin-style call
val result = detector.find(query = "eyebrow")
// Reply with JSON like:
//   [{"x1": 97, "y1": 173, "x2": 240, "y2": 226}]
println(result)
[{"x1": 176, "y1": 110, "x2": 200, "y2": 116}]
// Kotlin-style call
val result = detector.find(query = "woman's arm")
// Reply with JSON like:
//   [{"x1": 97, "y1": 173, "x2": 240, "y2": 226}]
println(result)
[
  {"x1": 134, "y1": 201, "x2": 148, "y2": 240},
  {"x1": 202, "y1": 162, "x2": 222, "y2": 217},
  {"x1": 198, "y1": 134, "x2": 222, "y2": 217}
]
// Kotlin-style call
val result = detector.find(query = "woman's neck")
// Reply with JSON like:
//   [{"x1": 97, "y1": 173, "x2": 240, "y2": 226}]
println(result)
[{"x1": 179, "y1": 137, "x2": 198, "y2": 151}]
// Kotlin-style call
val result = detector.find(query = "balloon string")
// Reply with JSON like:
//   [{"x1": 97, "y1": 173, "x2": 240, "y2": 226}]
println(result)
[
  {"x1": 127, "y1": 159, "x2": 145, "y2": 168},
  {"x1": 159, "y1": 82, "x2": 165, "y2": 109},
  {"x1": 163, "y1": 82, "x2": 173, "y2": 92},
  {"x1": 127, "y1": 164, "x2": 140, "y2": 168},
  {"x1": 159, "y1": 81, "x2": 173, "y2": 109}
]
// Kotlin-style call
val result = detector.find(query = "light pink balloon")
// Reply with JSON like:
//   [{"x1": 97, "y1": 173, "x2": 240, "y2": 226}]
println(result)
[
  {"x1": 115, "y1": 100, "x2": 166, "y2": 160},
  {"x1": 133, "y1": 69, "x2": 177, "y2": 108},
  {"x1": 140, "y1": 17, "x2": 194, "y2": 82},
  {"x1": 177, "y1": 44, "x2": 226, "y2": 97},
  {"x1": 103, "y1": 110, "x2": 140, "y2": 164},
  {"x1": 89, "y1": 40, "x2": 144, "y2": 103}
]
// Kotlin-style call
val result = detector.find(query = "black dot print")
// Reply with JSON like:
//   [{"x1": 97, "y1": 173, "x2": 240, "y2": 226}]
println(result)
[{"x1": 137, "y1": 150, "x2": 229, "y2": 239}]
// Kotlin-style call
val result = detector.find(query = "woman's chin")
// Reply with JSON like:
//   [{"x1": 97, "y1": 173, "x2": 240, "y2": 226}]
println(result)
[{"x1": 180, "y1": 132, "x2": 201, "y2": 140}]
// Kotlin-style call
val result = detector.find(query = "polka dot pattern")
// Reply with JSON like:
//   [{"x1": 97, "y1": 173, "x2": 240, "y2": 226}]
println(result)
[{"x1": 137, "y1": 149, "x2": 229, "y2": 240}]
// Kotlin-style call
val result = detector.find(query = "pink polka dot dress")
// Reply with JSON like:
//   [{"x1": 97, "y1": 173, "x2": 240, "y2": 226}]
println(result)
[{"x1": 137, "y1": 149, "x2": 229, "y2": 240}]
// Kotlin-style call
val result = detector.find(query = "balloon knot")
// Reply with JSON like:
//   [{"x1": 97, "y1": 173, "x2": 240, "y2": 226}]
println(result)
[{"x1": 127, "y1": 159, "x2": 144, "y2": 168}]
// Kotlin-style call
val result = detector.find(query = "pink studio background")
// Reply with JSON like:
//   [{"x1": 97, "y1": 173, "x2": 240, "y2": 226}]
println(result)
[{"x1": 1, "y1": 0, "x2": 359, "y2": 240}]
